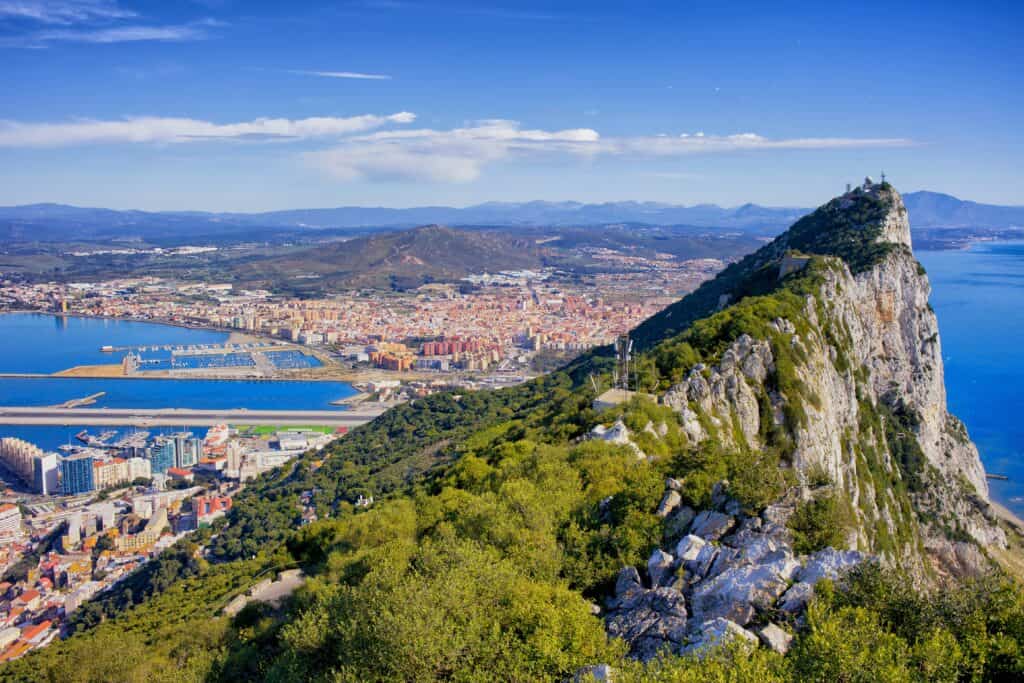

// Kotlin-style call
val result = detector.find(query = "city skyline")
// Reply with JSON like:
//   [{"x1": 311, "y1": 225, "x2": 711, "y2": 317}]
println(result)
[{"x1": 1, "y1": 0, "x2": 1021, "y2": 211}]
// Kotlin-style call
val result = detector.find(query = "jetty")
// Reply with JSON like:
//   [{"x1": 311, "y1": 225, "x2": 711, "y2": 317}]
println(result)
[{"x1": 56, "y1": 392, "x2": 106, "y2": 409}]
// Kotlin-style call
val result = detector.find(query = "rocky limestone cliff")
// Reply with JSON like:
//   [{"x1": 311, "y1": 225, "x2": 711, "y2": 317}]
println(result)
[{"x1": 606, "y1": 183, "x2": 1007, "y2": 660}]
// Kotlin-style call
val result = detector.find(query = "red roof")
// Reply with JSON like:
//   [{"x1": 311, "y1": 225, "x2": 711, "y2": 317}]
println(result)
[
  {"x1": 166, "y1": 467, "x2": 193, "y2": 477},
  {"x1": 20, "y1": 620, "x2": 52, "y2": 641},
  {"x1": 0, "y1": 504, "x2": 17, "y2": 513},
  {"x1": 15, "y1": 590, "x2": 39, "y2": 603}
]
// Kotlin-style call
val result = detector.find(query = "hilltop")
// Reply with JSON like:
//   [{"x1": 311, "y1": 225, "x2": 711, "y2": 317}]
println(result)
[
  {"x1": 230, "y1": 224, "x2": 549, "y2": 291},
  {"x1": 4, "y1": 181, "x2": 1023, "y2": 682}
]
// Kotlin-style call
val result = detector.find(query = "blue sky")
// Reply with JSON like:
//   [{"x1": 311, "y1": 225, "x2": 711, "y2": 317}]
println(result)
[{"x1": 0, "y1": 0, "x2": 1021, "y2": 211}]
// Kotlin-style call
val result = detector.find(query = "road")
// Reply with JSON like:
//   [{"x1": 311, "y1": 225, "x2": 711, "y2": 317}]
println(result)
[{"x1": 0, "y1": 405, "x2": 387, "y2": 427}]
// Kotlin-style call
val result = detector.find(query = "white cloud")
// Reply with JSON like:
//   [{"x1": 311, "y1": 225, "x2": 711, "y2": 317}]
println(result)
[
  {"x1": 306, "y1": 119, "x2": 601, "y2": 183},
  {"x1": 606, "y1": 132, "x2": 913, "y2": 156},
  {"x1": 0, "y1": 0, "x2": 135, "y2": 24},
  {"x1": 305, "y1": 120, "x2": 911, "y2": 183},
  {"x1": 0, "y1": 111, "x2": 913, "y2": 184},
  {"x1": 0, "y1": 2, "x2": 222, "y2": 47},
  {"x1": 11, "y1": 23, "x2": 211, "y2": 45},
  {"x1": 0, "y1": 112, "x2": 417, "y2": 147},
  {"x1": 288, "y1": 69, "x2": 392, "y2": 80}
]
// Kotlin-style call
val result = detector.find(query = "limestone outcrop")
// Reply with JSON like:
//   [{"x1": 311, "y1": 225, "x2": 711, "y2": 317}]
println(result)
[{"x1": 604, "y1": 185, "x2": 1007, "y2": 660}]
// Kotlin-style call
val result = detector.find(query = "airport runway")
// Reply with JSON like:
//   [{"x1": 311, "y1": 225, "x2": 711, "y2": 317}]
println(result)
[{"x1": 0, "y1": 405, "x2": 386, "y2": 427}]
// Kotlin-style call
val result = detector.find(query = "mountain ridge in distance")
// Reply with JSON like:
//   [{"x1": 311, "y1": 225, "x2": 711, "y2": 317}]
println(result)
[{"x1": 1, "y1": 191, "x2": 1021, "y2": 242}]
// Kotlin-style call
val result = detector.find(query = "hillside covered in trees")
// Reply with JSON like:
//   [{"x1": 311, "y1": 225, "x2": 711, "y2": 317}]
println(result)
[{"x1": 4, "y1": 183, "x2": 1024, "y2": 682}]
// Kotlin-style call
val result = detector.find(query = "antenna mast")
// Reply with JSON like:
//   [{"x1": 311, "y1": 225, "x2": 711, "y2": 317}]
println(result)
[{"x1": 615, "y1": 334, "x2": 633, "y2": 392}]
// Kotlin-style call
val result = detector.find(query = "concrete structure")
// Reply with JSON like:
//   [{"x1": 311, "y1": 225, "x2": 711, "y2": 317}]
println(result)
[
  {"x1": 592, "y1": 388, "x2": 655, "y2": 412},
  {"x1": 0, "y1": 438, "x2": 58, "y2": 494},
  {"x1": 60, "y1": 453, "x2": 95, "y2": 495},
  {"x1": 779, "y1": 252, "x2": 813, "y2": 279},
  {"x1": 0, "y1": 505, "x2": 22, "y2": 542}
]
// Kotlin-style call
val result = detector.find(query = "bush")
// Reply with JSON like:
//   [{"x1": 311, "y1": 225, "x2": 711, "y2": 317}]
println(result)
[{"x1": 789, "y1": 494, "x2": 846, "y2": 554}]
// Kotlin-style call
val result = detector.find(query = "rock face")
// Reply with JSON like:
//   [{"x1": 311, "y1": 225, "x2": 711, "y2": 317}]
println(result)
[
  {"x1": 603, "y1": 185, "x2": 1008, "y2": 660},
  {"x1": 661, "y1": 186, "x2": 1003, "y2": 566}
]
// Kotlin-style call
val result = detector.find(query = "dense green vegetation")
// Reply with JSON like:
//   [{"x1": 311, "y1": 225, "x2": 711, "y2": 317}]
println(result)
[
  {"x1": 631, "y1": 185, "x2": 895, "y2": 349},
  {"x1": 6, "y1": 185, "x2": 1023, "y2": 681}
]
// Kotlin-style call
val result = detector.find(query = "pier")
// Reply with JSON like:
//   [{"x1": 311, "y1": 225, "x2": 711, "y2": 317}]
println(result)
[{"x1": 56, "y1": 392, "x2": 106, "y2": 409}]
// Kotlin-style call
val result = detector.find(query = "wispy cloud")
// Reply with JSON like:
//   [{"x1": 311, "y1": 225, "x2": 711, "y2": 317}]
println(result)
[
  {"x1": 305, "y1": 120, "x2": 913, "y2": 183},
  {"x1": 287, "y1": 69, "x2": 392, "y2": 81},
  {"x1": 6, "y1": 23, "x2": 213, "y2": 47},
  {"x1": 0, "y1": 0, "x2": 135, "y2": 24},
  {"x1": 0, "y1": 1, "x2": 222, "y2": 47},
  {"x1": 0, "y1": 112, "x2": 416, "y2": 146},
  {"x1": 307, "y1": 119, "x2": 598, "y2": 182},
  {"x1": 0, "y1": 111, "x2": 913, "y2": 184}
]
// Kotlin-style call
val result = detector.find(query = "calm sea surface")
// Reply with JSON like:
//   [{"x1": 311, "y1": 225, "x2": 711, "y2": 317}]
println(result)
[
  {"x1": 0, "y1": 313, "x2": 355, "y2": 451},
  {"x1": 919, "y1": 241, "x2": 1024, "y2": 517}
]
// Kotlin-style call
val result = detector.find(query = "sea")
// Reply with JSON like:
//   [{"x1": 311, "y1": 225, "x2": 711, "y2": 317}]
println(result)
[
  {"x1": 0, "y1": 313, "x2": 356, "y2": 452},
  {"x1": 918, "y1": 241, "x2": 1024, "y2": 518}
]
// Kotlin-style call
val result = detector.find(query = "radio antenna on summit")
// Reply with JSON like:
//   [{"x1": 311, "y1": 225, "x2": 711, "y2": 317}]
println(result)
[{"x1": 615, "y1": 334, "x2": 633, "y2": 392}]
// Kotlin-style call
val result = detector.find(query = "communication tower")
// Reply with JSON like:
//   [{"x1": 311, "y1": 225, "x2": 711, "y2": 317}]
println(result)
[{"x1": 614, "y1": 334, "x2": 633, "y2": 392}]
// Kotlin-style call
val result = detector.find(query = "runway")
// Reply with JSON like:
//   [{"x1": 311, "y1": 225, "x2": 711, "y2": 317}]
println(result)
[{"x1": 0, "y1": 405, "x2": 386, "y2": 427}]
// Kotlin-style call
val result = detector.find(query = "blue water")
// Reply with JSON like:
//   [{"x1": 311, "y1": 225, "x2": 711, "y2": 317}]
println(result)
[
  {"x1": 0, "y1": 313, "x2": 228, "y2": 373},
  {"x1": 0, "y1": 312, "x2": 355, "y2": 453},
  {"x1": 919, "y1": 241, "x2": 1024, "y2": 517},
  {"x1": 0, "y1": 377, "x2": 354, "y2": 410}
]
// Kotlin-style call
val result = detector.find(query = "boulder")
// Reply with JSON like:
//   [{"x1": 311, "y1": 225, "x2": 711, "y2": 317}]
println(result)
[
  {"x1": 680, "y1": 618, "x2": 758, "y2": 657},
  {"x1": 685, "y1": 541, "x2": 719, "y2": 579},
  {"x1": 757, "y1": 623, "x2": 794, "y2": 654},
  {"x1": 656, "y1": 490, "x2": 683, "y2": 518},
  {"x1": 647, "y1": 548, "x2": 675, "y2": 587},
  {"x1": 605, "y1": 587, "x2": 688, "y2": 660},
  {"x1": 674, "y1": 534, "x2": 706, "y2": 563},
  {"x1": 690, "y1": 510, "x2": 735, "y2": 541},
  {"x1": 615, "y1": 566, "x2": 642, "y2": 596},
  {"x1": 690, "y1": 560, "x2": 796, "y2": 625},
  {"x1": 797, "y1": 548, "x2": 865, "y2": 585},
  {"x1": 666, "y1": 477, "x2": 683, "y2": 492},
  {"x1": 663, "y1": 505, "x2": 696, "y2": 541},
  {"x1": 777, "y1": 581, "x2": 813, "y2": 613}
]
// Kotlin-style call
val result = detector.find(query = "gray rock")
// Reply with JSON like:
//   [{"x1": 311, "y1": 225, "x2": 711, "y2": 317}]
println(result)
[
  {"x1": 797, "y1": 548, "x2": 865, "y2": 585},
  {"x1": 674, "y1": 534, "x2": 706, "y2": 563},
  {"x1": 761, "y1": 504, "x2": 795, "y2": 527},
  {"x1": 690, "y1": 510, "x2": 735, "y2": 541},
  {"x1": 574, "y1": 664, "x2": 613, "y2": 682},
  {"x1": 663, "y1": 505, "x2": 696, "y2": 541},
  {"x1": 656, "y1": 490, "x2": 683, "y2": 518},
  {"x1": 690, "y1": 562, "x2": 793, "y2": 625},
  {"x1": 647, "y1": 548, "x2": 675, "y2": 587},
  {"x1": 666, "y1": 477, "x2": 683, "y2": 492},
  {"x1": 615, "y1": 566, "x2": 642, "y2": 596},
  {"x1": 686, "y1": 541, "x2": 719, "y2": 579},
  {"x1": 680, "y1": 618, "x2": 759, "y2": 657},
  {"x1": 605, "y1": 587, "x2": 688, "y2": 660},
  {"x1": 757, "y1": 623, "x2": 794, "y2": 654},
  {"x1": 778, "y1": 581, "x2": 813, "y2": 613}
]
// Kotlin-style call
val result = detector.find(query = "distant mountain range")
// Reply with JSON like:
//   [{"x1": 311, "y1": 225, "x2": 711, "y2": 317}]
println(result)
[{"x1": 0, "y1": 191, "x2": 1021, "y2": 243}]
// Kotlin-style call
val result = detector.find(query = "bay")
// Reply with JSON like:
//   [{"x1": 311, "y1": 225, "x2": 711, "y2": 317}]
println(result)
[
  {"x1": 0, "y1": 312, "x2": 355, "y2": 452},
  {"x1": 919, "y1": 241, "x2": 1024, "y2": 517}
]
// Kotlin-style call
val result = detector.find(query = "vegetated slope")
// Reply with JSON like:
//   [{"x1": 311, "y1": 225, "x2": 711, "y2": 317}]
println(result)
[
  {"x1": 231, "y1": 224, "x2": 548, "y2": 292},
  {"x1": 7, "y1": 183, "x2": 1024, "y2": 682}
]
